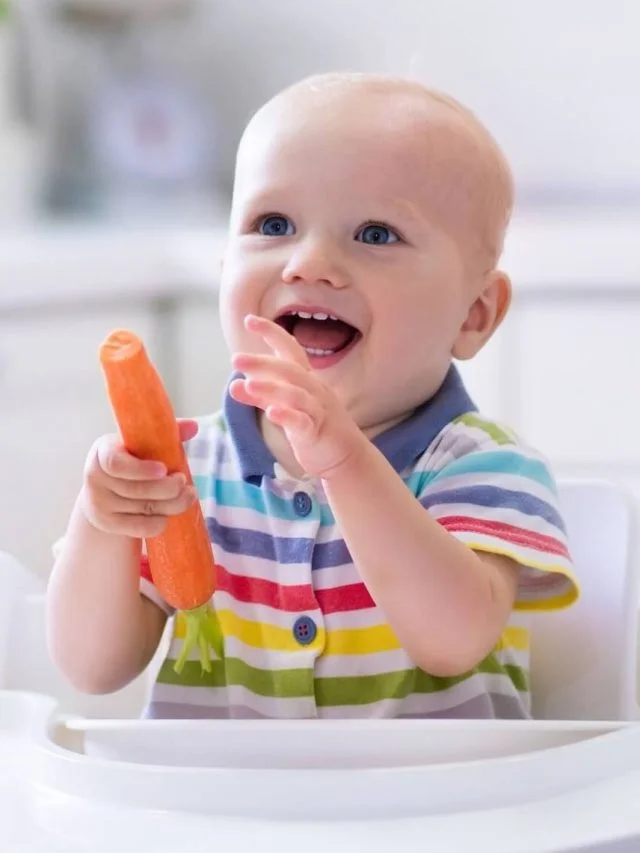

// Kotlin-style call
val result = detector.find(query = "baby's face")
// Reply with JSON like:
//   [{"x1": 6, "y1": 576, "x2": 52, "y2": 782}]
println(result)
[{"x1": 219, "y1": 85, "x2": 501, "y2": 435}]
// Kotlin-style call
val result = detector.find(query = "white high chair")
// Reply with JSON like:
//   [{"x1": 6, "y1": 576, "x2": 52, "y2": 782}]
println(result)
[
  {"x1": 530, "y1": 481, "x2": 640, "y2": 721},
  {"x1": 0, "y1": 551, "x2": 153, "y2": 718},
  {"x1": 0, "y1": 551, "x2": 42, "y2": 685}
]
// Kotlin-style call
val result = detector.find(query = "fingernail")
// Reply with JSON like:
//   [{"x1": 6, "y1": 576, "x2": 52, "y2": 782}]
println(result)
[{"x1": 172, "y1": 472, "x2": 187, "y2": 487}]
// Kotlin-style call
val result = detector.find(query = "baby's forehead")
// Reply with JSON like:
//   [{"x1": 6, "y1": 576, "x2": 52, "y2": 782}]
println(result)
[
  {"x1": 242, "y1": 88, "x2": 479, "y2": 181},
  {"x1": 243, "y1": 81, "x2": 500, "y2": 185}
]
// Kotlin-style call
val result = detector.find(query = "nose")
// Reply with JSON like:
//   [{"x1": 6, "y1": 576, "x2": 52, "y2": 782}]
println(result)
[{"x1": 281, "y1": 236, "x2": 348, "y2": 289}]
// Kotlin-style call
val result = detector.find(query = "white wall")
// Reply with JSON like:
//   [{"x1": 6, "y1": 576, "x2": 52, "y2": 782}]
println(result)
[
  {"x1": 201, "y1": 0, "x2": 639, "y2": 198},
  {"x1": 4, "y1": 2, "x2": 637, "y2": 203}
]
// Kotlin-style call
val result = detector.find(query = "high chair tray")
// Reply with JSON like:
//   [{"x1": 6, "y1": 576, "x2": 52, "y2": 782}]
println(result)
[
  {"x1": 4, "y1": 691, "x2": 640, "y2": 851},
  {"x1": 67, "y1": 714, "x2": 628, "y2": 769},
  {"x1": 29, "y1": 695, "x2": 640, "y2": 820}
]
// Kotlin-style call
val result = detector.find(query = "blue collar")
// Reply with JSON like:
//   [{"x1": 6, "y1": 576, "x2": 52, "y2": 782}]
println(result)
[{"x1": 223, "y1": 364, "x2": 476, "y2": 483}]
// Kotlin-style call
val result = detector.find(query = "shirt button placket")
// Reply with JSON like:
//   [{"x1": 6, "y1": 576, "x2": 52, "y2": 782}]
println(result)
[{"x1": 281, "y1": 480, "x2": 322, "y2": 716}]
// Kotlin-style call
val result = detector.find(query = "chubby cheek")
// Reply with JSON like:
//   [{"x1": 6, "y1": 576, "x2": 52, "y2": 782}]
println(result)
[
  {"x1": 368, "y1": 286, "x2": 460, "y2": 379},
  {"x1": 218, "y1": 255, "x2": 272, "y2": 356}
]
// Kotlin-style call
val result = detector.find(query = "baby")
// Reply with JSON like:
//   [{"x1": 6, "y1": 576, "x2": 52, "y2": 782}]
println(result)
[{"x1": 46, "y1": 72, "x2": 579, "y2": 720}]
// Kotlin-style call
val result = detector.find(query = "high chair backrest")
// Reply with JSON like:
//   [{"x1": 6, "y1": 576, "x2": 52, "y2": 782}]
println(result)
[
  {"x1": 530, "y1": 481, "x2": 639, "y2": 721},
  {"x1": 0, "y1": 550, "x2": 149, "y2": 716}
]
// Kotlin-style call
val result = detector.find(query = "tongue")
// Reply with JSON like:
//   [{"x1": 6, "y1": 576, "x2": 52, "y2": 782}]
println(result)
[{"x1": 292, "y1": 318, "x2": 355, "y2": 352}]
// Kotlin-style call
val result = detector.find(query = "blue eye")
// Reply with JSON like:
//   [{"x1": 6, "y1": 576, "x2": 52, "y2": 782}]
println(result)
[
  {"x1": 258, "y1": 215, "x2": 294, "y2": 237},
  {"x1": 356, "y1": 223, "x2": 400, "y2": 245}
]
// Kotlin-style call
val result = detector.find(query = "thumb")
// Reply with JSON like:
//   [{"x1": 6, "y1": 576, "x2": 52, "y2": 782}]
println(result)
[{"x1": 177, "y1": 418, "x2": 199, "y2": 442}]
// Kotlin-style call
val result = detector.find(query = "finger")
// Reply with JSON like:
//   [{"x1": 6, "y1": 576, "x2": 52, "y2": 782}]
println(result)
[
  {"x1": 94, "y1": 438, "x2": 167, "y2": 481},
  {"x1": 228, "y1": 378, "x2": 258, "y2": 408},
  {"x1": 228, "y1": 377, "x2": 320, "y2": 423},
  {"x1": 243, "y1": 377, "x2": 319, "y2": 418},
  {"x1": 114, "y1": 515, "x2": 168, "y2": 539},
  {"x1": 244, "y1": 314, "x2": 309, "y2": 367},
  {"x1": 109, "y1": 486, "x2": 198, "y2": 518},
  {"x1": 107, "y1": 471, "x2": 187, "y2": 501},
  {"x1": 265, "y1": 405, "x2": 315, "y2": 435},
  {"x1": 232, "y1": 353, "x2": 316, "y2": 392},
  {"x1": 177, "y1": 419, "x2": 199, "y2": 442},
  {"x1": 228, "y1": 380, "x2": 319, "y2": 438}
]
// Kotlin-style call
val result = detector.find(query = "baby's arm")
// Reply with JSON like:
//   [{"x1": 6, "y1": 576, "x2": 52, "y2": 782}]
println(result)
[
  {"x1": 323, "y1": 435, "x2": 578, "y2": 677},
  {"x1": 46, "y1": 423, "x2": 198, "y2": 694},
  {"x1": 47, "y1": 496, "x2": 167, "y2": 694},
  {"x1": 323, "y1": 442, "x2": 519, "y2": 677}
]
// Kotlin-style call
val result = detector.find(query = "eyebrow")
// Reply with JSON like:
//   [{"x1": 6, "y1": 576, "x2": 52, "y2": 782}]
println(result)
[
  {"x1": 236, "y1": 185, "x2": 296, "y2": 209},
  {"x1": 379, "y1": 197, "x2": 430, "y2": 225}
]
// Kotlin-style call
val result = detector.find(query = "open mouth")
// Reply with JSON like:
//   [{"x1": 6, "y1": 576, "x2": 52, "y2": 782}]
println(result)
[{"x1": 275, "y1": 309, "x2": 361, "y2": 367}]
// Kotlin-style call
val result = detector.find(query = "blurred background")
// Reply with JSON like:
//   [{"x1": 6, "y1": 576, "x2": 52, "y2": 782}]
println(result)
[{"x1": 0, "y1": 0, "x2": 638, "y2": 578}]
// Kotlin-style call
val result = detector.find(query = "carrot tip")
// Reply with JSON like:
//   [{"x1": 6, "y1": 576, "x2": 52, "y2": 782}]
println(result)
[{"x1": 99, "y1": 328, "x2": 144, "y2": 364}]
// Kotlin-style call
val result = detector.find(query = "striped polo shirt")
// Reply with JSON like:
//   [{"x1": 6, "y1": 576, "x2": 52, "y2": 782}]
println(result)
[{"x1": 141, "y1": 365, "x2": 579, "y2": 720}]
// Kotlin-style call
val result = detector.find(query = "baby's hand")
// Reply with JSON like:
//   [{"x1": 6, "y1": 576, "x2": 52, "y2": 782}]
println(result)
[
  {"x1": 81, "y1": 420, "x2": 199, "y2": 538},
  {"x1": 230, "y1": 315, "x2": 364, "y2": 479}
]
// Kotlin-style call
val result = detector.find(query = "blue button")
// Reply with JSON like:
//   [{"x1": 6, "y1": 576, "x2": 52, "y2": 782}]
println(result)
[
  {"x1": 293, "y1": 616, "x2": 317, "y2": 646},
  {"x1": 293, "y1": 491, "x2": 312, "y2": 517}
]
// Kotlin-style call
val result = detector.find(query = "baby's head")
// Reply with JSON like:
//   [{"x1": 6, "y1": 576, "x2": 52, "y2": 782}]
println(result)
[{"x1": 220, "y1": 72, "x2": 513, "y2": 436}]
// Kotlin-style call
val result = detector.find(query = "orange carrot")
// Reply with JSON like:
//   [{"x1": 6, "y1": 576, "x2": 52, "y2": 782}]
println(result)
[{"x1": 99, "y1": 329, "x2": 223, "y2": 674}]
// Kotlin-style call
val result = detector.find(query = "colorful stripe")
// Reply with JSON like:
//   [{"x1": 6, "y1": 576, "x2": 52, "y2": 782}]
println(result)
[
  {"x1": 214, "y1": 562, "x2": 376, "y2": 614},
  {"x1": 156, "y1": 654, "x2": 528, "y2": 701},
  {"x1": 420, "y1": 485, "x2": 566, "y2": 532},
  {"x1": 454, "y1": 413, "x2": 518, "y2": 445},
  {"x1": 174, "y1": 609, "x2": 404, "y2": 656},
  {"x1": 195, "y1": 476, "x2": 335, "y2": 526},
  {"x1": 438, "y1": 515, "x2": 570, "y2": 559},
  {"x1": 426, "y1": 449, "x2": 557, "y2": 492}
]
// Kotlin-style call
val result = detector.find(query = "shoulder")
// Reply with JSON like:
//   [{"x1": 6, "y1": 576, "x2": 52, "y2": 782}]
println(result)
[
  {"x1": 417, "y1": 410, "x2": 546, "y2": 475},
  {"x1": 408, "y1": 409, "x2": 561, "y2": 507},
  {"x1": 432, "y1": 411, "x2": 520, "y2": 461},
  {"x1": 410, "y1": 410, "x2": 578, "y2": 609}
]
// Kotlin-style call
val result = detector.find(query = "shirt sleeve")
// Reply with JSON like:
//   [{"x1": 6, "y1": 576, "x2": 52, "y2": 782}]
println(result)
[{"x1": 417, "y1": 445, "x2": 579, "y2": 610}]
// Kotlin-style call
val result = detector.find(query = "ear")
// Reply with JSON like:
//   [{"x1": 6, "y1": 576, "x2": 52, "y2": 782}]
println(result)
[{"x1": 451, "y1": 270, "x2": 511, "y2": 361}]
